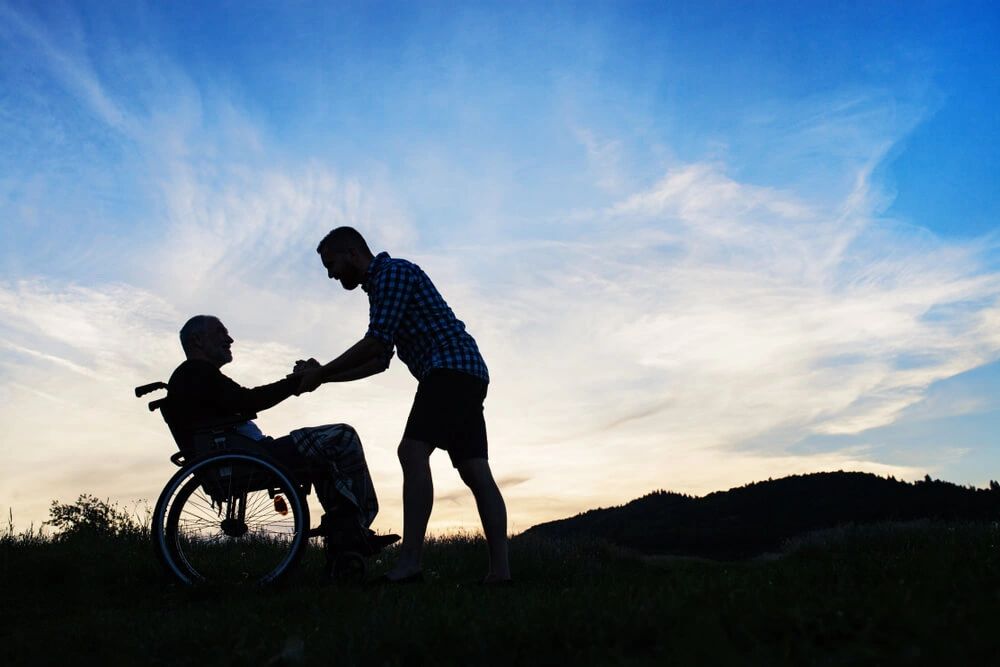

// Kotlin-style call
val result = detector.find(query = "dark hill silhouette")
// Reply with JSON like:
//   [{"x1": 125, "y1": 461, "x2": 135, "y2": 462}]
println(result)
[{"x1": 524, "y1": 471, "x2": 1000, "y2": 559}]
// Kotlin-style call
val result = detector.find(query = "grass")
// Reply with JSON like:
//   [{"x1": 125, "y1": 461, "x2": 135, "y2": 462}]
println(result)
[{"x1": 2, "y1": 520, "x2": 999, "y2": 665}]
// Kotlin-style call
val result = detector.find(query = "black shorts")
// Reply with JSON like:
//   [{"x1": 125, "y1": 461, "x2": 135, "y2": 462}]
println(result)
[{"x1": 403, "y1": 368, "x2": 489, "y2": 467}]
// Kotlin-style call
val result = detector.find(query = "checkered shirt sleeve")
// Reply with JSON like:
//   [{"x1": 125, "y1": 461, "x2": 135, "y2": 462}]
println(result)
[{"x1": 366, "y1": 260, "x2": 414, "y2": 351}]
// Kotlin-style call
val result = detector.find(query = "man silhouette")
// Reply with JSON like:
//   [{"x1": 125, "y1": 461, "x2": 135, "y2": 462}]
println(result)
[
  {"x1": 164, "y1": 314, "x2": 397, "y2": 553},
  {"x1": 297, "y1": 227, "x2": 511, "y2": 584}
]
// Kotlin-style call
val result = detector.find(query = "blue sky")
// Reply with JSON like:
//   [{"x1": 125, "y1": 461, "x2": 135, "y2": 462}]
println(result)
[{"x1": 1, "y1": 1, "x2": 998, "y2": 534}]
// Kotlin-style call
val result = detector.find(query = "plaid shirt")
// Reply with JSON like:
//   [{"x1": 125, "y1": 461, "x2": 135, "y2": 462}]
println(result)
[{"x1": 363, "y1": 252, "x2": 489, "y2": 383}]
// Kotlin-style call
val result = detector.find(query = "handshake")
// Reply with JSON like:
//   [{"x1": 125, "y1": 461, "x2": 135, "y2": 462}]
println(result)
[{"x1": 288, "y1": 358, "x2": 323, "y2": 395}]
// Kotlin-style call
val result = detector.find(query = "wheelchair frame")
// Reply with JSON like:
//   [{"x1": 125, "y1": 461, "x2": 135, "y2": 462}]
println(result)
[{"x1": 136, "y1": 381, "x2": 366, "y2": 586}]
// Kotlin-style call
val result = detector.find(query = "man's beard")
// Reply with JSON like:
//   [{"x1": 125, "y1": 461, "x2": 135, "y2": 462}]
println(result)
[
  {"x1": 340, "y1": 266, "x2": 363, "y2": 290},
  {"x1": 212, "y1": 347, "x2": 233, "y2": 367}
]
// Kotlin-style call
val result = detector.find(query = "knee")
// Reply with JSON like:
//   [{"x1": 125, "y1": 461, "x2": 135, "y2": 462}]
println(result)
[
  {"x1": 457, "y1": 459, "x2": 492, "y2": 488},
  {"x1": 337, "y1": 423, "x2": 358, "y2": 438},
  {"x1": 458, "y1": 468, "x2": 476, "y2": 488},
  {"x1": 397, "y1": 438, "x2": 431, "y2": 468}
]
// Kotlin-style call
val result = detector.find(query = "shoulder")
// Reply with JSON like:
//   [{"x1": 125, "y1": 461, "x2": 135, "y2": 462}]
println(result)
[
  {"x1": 372, "y1": 256, "x2": 421, "y2": 287},
  {"x1": 373, "y1": 253, "x2": 419, "y2": 273},
  {"x1": 168, "y1": 359, "x2": 223, "y2": 388}
]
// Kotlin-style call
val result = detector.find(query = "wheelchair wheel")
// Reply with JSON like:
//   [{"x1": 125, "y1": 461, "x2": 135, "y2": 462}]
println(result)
[{"x1": 152, "y1": 452, "x2": 309, "y2": 586}]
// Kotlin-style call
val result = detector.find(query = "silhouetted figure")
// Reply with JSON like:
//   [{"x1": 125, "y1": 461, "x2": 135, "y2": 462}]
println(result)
[
  {"x1": 296, "y1": 227, "x2": 511, "y2": 584},
  {"x1": 164, "y1": 314, "x2": 397, "y2": 552}
]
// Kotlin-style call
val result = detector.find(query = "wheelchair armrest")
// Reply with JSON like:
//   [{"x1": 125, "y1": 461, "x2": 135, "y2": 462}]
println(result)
[
  {"x1": 189, "y1": 414, "x2": 259, "y2": 432},
  {"x1": 188, "y1": 430, "x2": 271, "y2": 459}
]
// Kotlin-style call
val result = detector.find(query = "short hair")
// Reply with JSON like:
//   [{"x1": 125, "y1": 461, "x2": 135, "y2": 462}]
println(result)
[
  {"x1": 179, "y1": 315, "x2": 217, "y2": 356},
  {"x1": 316, "y1": 226, "x2": 372, "y2": 256}
]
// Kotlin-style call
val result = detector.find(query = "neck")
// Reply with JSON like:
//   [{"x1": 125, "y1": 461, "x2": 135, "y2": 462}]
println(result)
[
  {"x1": 187, "y1": 352, "x2": 223, "y2": 369},
  {"x1": 358, "y1": 252, "x2": 374, "y2": 274}
]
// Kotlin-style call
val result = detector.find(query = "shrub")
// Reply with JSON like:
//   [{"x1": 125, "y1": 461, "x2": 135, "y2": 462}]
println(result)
[{"x1": 45, "y1": 494, "x2": 147, "y2": 539}]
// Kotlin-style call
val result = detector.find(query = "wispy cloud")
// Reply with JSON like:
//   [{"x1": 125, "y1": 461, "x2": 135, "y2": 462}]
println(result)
[
  {"x1": 466, "y1": 161, "x2": 1000, "y2": 450},
  {"x1": 0, "y1": 338, "x2": 97, "y2": 378},
  {"x1": 0, "y1": 2, "x2": 128, "y2": 131}
]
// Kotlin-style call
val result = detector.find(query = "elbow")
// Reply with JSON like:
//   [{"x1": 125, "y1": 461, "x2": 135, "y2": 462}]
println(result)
[
  {"x1": 371, "y1": 354, "x2": 391, "y2": 373},
  {"x1": 364, "y1": 335, "x2": 393, "y2": 371}
]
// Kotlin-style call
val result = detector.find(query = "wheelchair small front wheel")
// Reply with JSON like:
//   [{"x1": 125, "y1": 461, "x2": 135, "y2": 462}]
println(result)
[{"x1": 152, "y1": 452, "x2": 309, "y2": 586}]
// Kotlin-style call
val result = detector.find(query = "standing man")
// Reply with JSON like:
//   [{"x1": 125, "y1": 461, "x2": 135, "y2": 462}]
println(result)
[{"x1": 297, "y1": 226, "x2": 511, "y2": 584}]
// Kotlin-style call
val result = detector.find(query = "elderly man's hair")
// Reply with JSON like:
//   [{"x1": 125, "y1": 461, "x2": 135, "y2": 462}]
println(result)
[
  {"x1": 179, "y1": 315, "x2": 218, "y2": 356},
  {"x1": 316, "y1": 226, "x2": 372, "y2": 256}
]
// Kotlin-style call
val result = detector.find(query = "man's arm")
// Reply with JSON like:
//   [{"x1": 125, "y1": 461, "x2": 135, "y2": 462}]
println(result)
[
  {"x1": 177, "y1": 360, "x2": 300, "y2": 417},
  {"x1": 297, "y1": 260, "x2": 412, "y2": 393},
  {"x1": 222, "y1": 373, "x2": 300, "y2": 414},
  {"x1": 298, "y1": 336, "x2": 390, "y2": 392}
]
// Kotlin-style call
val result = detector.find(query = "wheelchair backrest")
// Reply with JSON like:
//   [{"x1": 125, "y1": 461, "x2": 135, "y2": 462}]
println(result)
[
  {"x1": 134, "y1": 380, "x2": 259, "y2": 459},
  {"x1": 135, "y1": 379, "x2": 313, "y2": 499}
]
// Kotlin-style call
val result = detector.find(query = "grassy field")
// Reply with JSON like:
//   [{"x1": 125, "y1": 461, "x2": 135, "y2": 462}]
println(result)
[{"x1": 2, "y1": 520, "x2": 999, "y2": 665}]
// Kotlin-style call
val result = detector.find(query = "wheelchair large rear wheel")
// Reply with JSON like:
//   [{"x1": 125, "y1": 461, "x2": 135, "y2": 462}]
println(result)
[{"x1": 152, "y1": 452, "x2": 309, "y2": 586}]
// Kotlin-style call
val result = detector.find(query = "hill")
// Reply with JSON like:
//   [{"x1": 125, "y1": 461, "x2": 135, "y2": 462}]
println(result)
[
  {"x1": 524, "y1": 471, "x2": 1000, "y2": 558},
  {"x1": 4, "y1": 523, "x2": 1000, "y2": 664}
]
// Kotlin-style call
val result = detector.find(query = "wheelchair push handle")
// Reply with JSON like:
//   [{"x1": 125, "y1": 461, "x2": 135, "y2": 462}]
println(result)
[{"x1": 135, "y1": 381, "x2": 167, "y2": 398}]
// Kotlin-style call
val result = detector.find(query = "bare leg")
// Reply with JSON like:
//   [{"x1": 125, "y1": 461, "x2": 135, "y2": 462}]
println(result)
[
  {"x1": 387, "y1": 437, "x2": 435, "y2": 579},
  {"x1": 457, "y1": 457, "x2": 511, "y2": 581}
]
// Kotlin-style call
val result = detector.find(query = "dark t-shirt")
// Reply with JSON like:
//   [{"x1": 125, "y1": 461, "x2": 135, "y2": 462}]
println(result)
[{"x1": 164, "y1": 359, "x2": 297, "y2": 449}]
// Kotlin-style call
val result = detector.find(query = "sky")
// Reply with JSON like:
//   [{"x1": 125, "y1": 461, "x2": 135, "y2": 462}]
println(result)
[{"x1": 1, "y1": 0, "x2": 998, "y2": 536}]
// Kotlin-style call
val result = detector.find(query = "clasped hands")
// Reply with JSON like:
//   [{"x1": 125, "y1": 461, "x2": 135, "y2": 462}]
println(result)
[{"x1": 287, "y1": 358, "x2": 324, "y2": 395}]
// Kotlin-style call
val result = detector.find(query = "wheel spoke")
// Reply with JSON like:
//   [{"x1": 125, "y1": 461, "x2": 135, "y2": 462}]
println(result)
[{"x1": 157, "y1": 455, "x2": 306, "y2": 586}]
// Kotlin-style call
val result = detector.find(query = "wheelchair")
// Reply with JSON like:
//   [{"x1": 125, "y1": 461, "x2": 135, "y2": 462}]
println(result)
[{"x1": 136, "y1": 381, "x2": 369, "y2": 586}]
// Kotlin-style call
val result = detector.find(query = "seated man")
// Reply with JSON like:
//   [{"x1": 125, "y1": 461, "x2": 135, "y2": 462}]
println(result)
[{"x1": 163, "y1": 314, "x2": 397, "y2": 553}]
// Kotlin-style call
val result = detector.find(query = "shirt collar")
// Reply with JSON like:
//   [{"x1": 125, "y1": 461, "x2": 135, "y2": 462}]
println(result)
[{"x1": 362, "y1": 252, "x2": 391, "y2": 293}]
